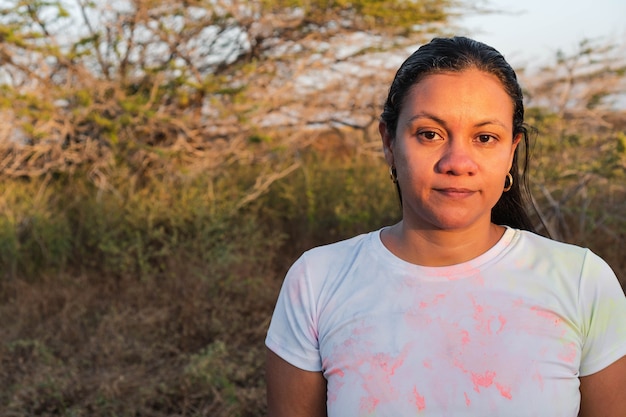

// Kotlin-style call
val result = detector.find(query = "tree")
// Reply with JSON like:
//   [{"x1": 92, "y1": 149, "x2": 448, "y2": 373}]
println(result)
[
  {"x1": 0, "y1": 0, "x2": 470, "y2": 210},
  {"x1": 518, "y1": 38, "x2": 626, "y2": 256},
  {"x1": 523, "y1": 38, "x2": 626, "y2": 120}
]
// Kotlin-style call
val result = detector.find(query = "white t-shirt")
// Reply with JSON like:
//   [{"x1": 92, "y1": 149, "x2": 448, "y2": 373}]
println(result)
[{"x1": 266, "y1": 227, "x2": 626, "y2": 416}]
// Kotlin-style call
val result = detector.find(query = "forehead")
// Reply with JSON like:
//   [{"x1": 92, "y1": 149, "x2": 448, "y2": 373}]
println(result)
[{"x1": 401, "y1": 69, "x2": 515, "y2": 119}]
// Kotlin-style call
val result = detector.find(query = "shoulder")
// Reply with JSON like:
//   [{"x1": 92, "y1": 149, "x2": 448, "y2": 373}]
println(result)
[
  {"x1": 284, "y1": 230, "x2": 383, "y2": 292},
  {"x1": 513, "y1": 229, "x2": 590, "y2": 263},
  {"x1": 300, "y1": 230, "x2": 379, "y2": 266},
  {"x1": 514, "y1": 229, "x2": 586, "y2": 253},
  {"x1": 510, "y1": 228, "x2": 617, "y2": 284}
]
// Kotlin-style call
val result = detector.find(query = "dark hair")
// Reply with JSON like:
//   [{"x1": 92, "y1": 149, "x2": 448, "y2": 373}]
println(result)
[{"x1": 381, "y1": 36, "x2": 537, "y2": 232}]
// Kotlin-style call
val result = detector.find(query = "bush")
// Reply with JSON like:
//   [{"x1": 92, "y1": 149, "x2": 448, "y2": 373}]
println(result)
[{"x1": 0, "y1": 146, "x2": 402, "y2": 416}]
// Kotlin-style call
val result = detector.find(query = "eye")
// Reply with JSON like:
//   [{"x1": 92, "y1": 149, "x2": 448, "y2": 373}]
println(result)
[
  {"x1": 417, "y1": 130, "x2": 442, "y2": 141},
  {"x1": 476, "y1": 134, "x2": 497, "y2": 144}
]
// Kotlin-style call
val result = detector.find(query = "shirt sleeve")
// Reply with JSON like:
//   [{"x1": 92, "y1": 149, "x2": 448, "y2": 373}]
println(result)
[
  {"x1": 265, "y1": 253, "x2": 323, "y2": 372},
  {"x1": 578, "y1": 249, "x2": 626, "y2": 376}
]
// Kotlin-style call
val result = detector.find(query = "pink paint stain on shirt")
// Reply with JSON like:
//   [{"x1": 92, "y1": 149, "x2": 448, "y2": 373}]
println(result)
[
  {"x1": 473, "y1": 302, "x2": 484, "y2": 317},
  {"x1": 327, "y1": 367, "x2": 345, "y2": 378},
  {"x1": 485, "y1": 313, "x2": 507, "y2": 335},
  {"x1": 326, "y1": 379, "x2": 344, "y2": 404},
  {"x1": 558, "y1": 341, "x2": 578, "y2": 364},
  {"x1": 419, "y1": 293, "x2": 447, "y2": 309},
  {"x1": 437, "y1": 263, "x2": 481, "y2": 281},
  {"x1": 528, "y1": 305, "x2": 568, "y2": 337},
  {"x1": 412, "y1": 386, "x2": 426, "y2": 411},
  {"x1": 531, "y1": 305, "x2": 562, "y2": 326},
  {"x1": 469, "y1": 295, "x2": 505, "y2": 336},
  {"x1": 496, "y1": 382, "x2": 512, "y2": 400},
  {"x1": 353, "y1": 346, "x2": 413, "y2": 413},
  {"x1": 351, "y1": 324, "x2": 375, "y2": 336},
  {"x1": 469, "y1": 296, "x2": 490, "y2": 334},
  {"x1": 461, "y1": 329, "x2": 471, "y2": 345},
  {"x1": 359, "y1": 396, "x2": 380, "y2": 413},
  {"x1": 470, "y1": 370, "x2": 496, "y2": 393},
  {"x1": 464, "y1": 392, "x2": 471, "y2": 406},
  {"x1": 452, "y1": 356, "x2": 467, "y2": 373},
  {"x1": 404, "y1": 307, "x2": 433, "y2": 328},
  {"x1": 374, "y1": 352, "x2": 405, "y2": 379},
  {"x1": 497, "y1": 314, "x2": 506, "y2": 333},
  {"x1": 469, "y1": 370, "x2": 512, "y2": 399},
  {"x1": 533, "y1": 374, "x2": 544, "y2": 391}
]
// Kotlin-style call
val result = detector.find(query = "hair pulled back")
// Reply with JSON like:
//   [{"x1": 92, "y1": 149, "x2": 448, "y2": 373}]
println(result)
[{"x1": 381, "y1": 36, "x2": 537, "y2": 232}]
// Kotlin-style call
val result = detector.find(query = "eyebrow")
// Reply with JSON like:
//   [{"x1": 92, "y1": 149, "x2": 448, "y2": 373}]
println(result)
[{"x1": 406, "y1": 112, "x2": 509, "y2": 129}]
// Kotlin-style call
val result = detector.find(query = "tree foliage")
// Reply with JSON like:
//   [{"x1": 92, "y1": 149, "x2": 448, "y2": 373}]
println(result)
[
  {"x1": 518, "y1": 39, "x2": 626, "y2": 260},
  {"x1": 0, "y1": 0, "x2": 476, "y2": 221},
  {"x1": 524, "y1": 38, "x2": 626, "y2": 117}
]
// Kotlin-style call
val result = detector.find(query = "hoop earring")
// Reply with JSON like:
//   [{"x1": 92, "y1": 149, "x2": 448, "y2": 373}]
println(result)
[
  {"x1": 389, "y1": 166, "x2": 398, "y2": 183},
  {"x1": 503, "y1": 173, "x2": 513, "y2": 192}
]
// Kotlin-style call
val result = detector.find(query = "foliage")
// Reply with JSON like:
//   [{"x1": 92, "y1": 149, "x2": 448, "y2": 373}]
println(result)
[
  {"x1": 525, "y1": 106, "x2": 626, "y2": 276},
  {"x1": 519, "y1": 40, "x2": 626, "y2": 276},
  {"x1": 0, "y1": 0, "x2": 466, "y2": 169},
  {"x1": 257, "y1": 0, "x2": 462, "y2": 32},
  {"x1": 0, "y1": 150, "x2": 399, "y2": 416},
  {"x1": 523, "y1": 38, "x2": 626, "y2": 116}
]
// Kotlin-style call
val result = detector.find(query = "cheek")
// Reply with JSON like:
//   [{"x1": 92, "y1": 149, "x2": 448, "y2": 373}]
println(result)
[
  {"x1": 506, "y1": 141, "x2": 519, "y2": 168},
  {"x1": 491, "y1": 146, "x2": 517, "y2": 173},
  {"x1": 397, "y1": 163, "x2": 434, "y2": 201},
  {"x1": 396, "y1": 152, "x2": 428, "y2": 183}
]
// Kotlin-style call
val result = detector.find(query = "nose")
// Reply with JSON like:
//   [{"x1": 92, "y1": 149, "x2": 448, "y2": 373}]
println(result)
[{"x1": 435, "y1": 139, "x2": 478, "y2": 176}]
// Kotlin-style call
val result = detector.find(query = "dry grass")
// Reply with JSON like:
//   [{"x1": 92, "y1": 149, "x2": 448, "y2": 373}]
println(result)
[{"x1": 0, "y1": 248, "x2": 280, "y2": 416}]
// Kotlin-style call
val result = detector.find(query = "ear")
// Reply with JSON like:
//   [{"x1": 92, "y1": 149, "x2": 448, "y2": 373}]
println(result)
[{"x1": 379, "y1": 121, "x2": 395, "y2": 167}]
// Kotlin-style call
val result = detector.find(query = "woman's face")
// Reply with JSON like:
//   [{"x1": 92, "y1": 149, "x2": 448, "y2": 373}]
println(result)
[{"x1": 381, "y1": 68, "x2": 520, "y2": 233}]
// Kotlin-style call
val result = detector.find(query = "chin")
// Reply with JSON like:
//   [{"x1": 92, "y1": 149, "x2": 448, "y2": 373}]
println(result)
[{"x1": 422, "y1": 215, "x2": 488, "y2": 232}]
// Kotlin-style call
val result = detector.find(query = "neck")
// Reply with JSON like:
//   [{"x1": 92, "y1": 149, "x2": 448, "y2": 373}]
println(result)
[{"x1": 381, "y1": 221, "x2": 505, "y2": 267}]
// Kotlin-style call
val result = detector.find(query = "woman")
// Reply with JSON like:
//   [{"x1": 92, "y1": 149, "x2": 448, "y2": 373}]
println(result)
[{"x1": 265, "y1": 36, "x2": 626, "y2": 416}]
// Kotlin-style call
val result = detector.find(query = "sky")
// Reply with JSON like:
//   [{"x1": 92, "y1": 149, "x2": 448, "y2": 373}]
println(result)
[{"x1": 458, "y1": 0, "x2": 626, "y2": 70}]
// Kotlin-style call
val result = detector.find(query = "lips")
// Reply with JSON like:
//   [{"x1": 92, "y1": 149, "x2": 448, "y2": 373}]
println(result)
[{"x1": 434, "y1": 188, "x2": 476, "y2": 198}]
